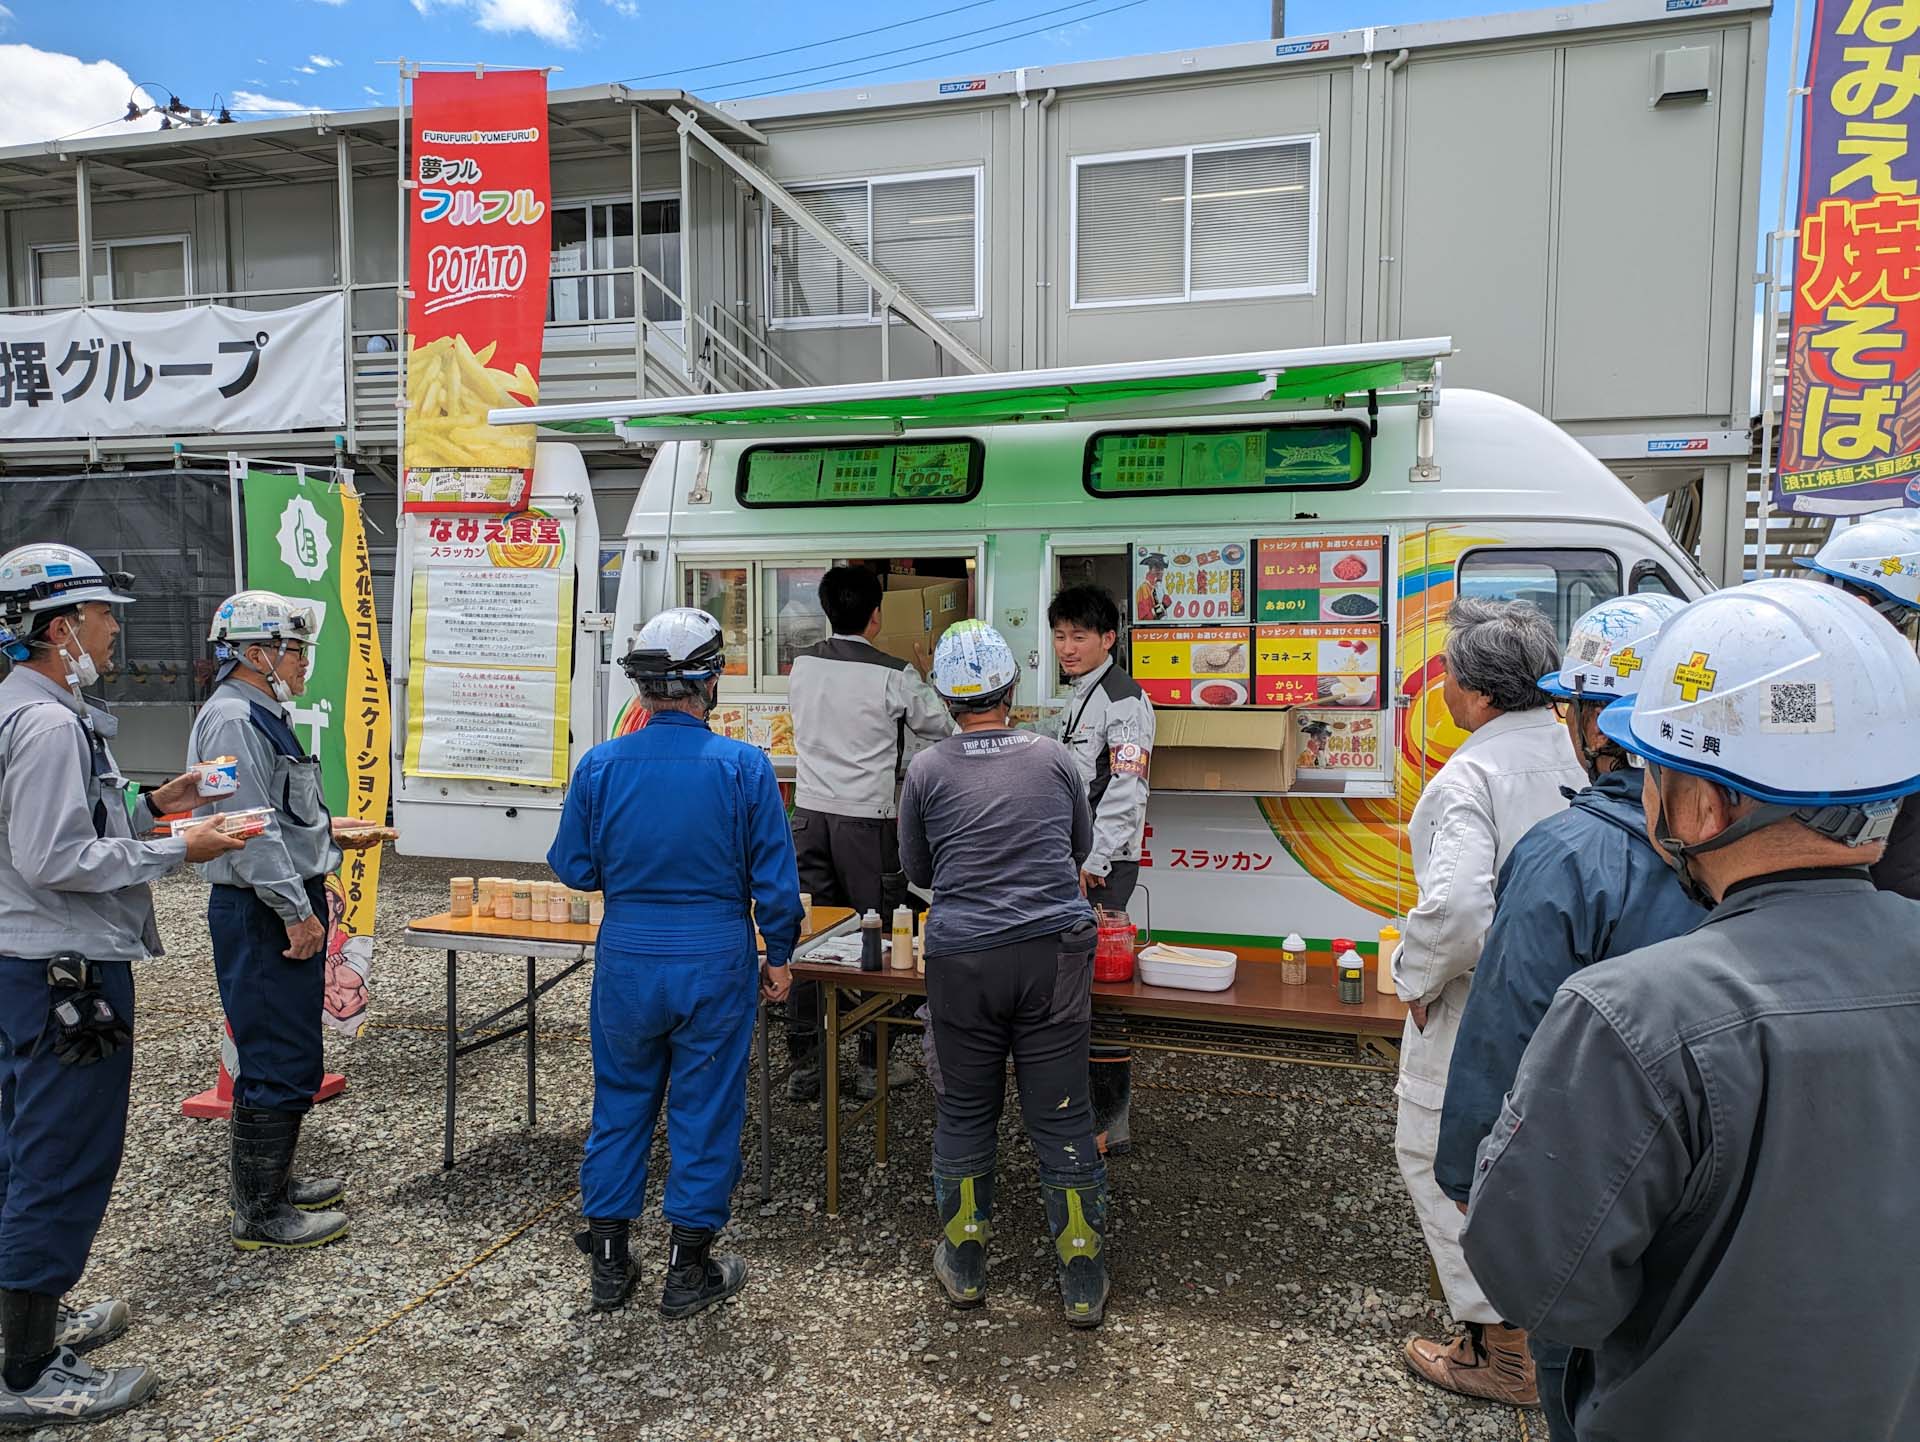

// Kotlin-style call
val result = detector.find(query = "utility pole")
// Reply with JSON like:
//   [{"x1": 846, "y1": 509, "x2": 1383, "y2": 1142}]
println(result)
[{"x1": 1271, "y1": 0, "x2": 1284, "y2": 37}]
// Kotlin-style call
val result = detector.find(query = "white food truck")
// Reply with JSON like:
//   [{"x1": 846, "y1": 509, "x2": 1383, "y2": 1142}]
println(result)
[{"x1": 399, "y1": 339, "x2": 1707, "y2": 958}]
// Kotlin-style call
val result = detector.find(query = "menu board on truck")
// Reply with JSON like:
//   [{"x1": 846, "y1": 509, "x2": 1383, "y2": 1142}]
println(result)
[
  {"x1": 1131, "y1": 541, "x2": 1250, "y2": 625},
  {"x1": 1294, "y1": 709, "x2": 1384, "y2": 771},
  {"x1": 1254, "y1": 624, "x2": 1382, "y2": 709},
  {"x1": 1256, "y1": 535, "x2": 1385, "y2": 624},
  {"x1": 1131, "y1": 627, "x2": 1252, "y2": 707}
]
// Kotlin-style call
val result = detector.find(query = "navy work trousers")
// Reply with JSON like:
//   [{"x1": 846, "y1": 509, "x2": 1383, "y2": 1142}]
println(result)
[
  {"x1": 0, "y1": 956, "x2": 134, "y2": 1295},
  {"x1": 210, "y1": 877, "x2": 327, "y2": 1113},
  {"x1": 581, "y1": 943, "x2": 758, "y2": 1231}
]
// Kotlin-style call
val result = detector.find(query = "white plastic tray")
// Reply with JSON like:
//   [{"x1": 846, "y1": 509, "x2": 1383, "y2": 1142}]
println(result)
[{"x1": 1137, "y1": 942, "x2": 1238, "y2": 992}]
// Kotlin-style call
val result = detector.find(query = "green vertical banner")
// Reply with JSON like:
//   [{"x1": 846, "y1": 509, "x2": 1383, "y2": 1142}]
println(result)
[{"x1": 238, "y1": 463, "x2": 392, "y2": 1037}]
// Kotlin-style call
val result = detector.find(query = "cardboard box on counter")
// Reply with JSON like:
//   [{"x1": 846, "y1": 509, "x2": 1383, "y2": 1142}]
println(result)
[
  {"x1": 874, "y1": 577, "x2": 969, "y2": 674},
  {"x1": 1149, "y1": 708, "x2": 1301, "y2": 793}
]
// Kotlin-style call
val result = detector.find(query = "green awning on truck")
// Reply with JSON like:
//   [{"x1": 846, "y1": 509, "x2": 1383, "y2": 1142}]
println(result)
[{"x1": 496, "y1": 338, "x2": 1452, "y2": 442}]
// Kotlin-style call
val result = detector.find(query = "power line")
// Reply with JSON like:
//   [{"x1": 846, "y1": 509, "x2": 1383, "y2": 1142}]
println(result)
[
  {"x1": 726, "y1": 0, "x2": 1153, "y2": 99},
  {"x1": 619, "y1": 0, "x2": 1017, "y2": 84},
  {"x1": 713, "y1": 0, "x2": 1117, "y2": 95}
]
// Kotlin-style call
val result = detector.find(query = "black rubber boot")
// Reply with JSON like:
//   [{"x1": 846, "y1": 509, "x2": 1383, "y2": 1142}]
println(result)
[
  {"x1": 285, "y1": 1114, "x2": 345, "y2": 1211},
  {"x1": 577, "y1": 1218, "x2": 638, "y2": 1312},
  {"x1": 1090, "y1": 1046, "x2": 1133, "y2": 1157},
  {"x1": 659, "y1": 1226, "x2": 747, "y2": 1321},
  {"x1": 230, "y1": 1106, "x2": 350, "y2": 1251},
  {"x1": 785, "y1": 1037, "x2": 821, "y2": 1104},
  {"x1": 0, "y1": 1290, "x2": 157, "y2": 1429},
  {"x1": 931, "y1": 1167, "x2": 994, "y2": 1308},
  {"x1": 1041, "y1": 1177, "x2": 1111, "y2": 1329}
]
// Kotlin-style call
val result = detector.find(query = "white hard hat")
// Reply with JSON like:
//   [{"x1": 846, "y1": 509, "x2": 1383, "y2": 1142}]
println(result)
[
  {"x1": 1799, "y1": 511, "x2": 1920, "y2": 616},
  {"x1": 1597, "y1": 577, "x2": 1920, "y2": 810},
  {"x1": 209, "y1": 590, "x2": 319, "y2": 647},
  {"x1": 622, "y1": 607, "x2": 726, "y2": 681},
  {"x1": 1540, "y1": 593, "x2": 1688, "y2": 701},
  {"x1": 931, "y1": 619, "x2": 1018, "y2": 704},
  {"x1": 0, "y1": 544, "x2": 136, "y2": 616}
]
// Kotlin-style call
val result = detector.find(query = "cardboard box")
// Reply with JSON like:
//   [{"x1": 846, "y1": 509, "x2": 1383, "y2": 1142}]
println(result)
[
  {"x1": 1149, "y1": 708, "x2": 1302, "y2": 793},
  {"x1": 1253, "y1": 624, "x2": 1383, "y2": 708},
  {"x1": 1256, "y1": 534, "x2": 1385, "y2": 624},
  {"x1": 1131, "y1": 627, "x2": 1251, "y2": 707},
  {"x1": 1131, "y1": 539, "x2": 1251, "y2": 625},
  {"x1": 874, "y1": 577, "x2": 969, "y2": 674}
]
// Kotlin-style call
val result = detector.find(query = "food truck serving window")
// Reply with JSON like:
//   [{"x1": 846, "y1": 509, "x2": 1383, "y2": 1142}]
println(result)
[
  {"x1": 737, "y1": 439, "x2": 984, "y2": 508},
  {"x1": 1083, "y1": 420, "x2": 1369, "y2": 497}
]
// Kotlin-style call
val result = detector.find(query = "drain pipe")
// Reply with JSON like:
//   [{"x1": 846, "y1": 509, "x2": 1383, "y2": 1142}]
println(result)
[
  {"x1": 1376, "y1": 48, "x2": 1411, "y2": 341},
  {"x1": 1035, "y1": 86, "x2": 1058, "y2": 366}
]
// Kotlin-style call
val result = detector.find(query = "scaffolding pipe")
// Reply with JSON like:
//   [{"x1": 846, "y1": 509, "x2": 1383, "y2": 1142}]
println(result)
[{"x1": 74, "y1": 159, "x2": 93, "y2": 308}]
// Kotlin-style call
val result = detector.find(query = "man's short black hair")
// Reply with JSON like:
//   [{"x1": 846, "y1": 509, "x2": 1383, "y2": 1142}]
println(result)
[
  {"x1": 819, "y1": 565, "x2": 884, "y2": 635},
  {"x1": 1047, "y1": 584, "x2": 1120, "y2": 636}
]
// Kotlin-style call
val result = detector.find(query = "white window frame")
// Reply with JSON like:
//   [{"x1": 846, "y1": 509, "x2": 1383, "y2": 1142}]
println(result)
[
  {"x1": 29, "y1": 233, "x2": 194, "y2": 306},
  {"x1": 547, "y1": 193, "x2": 682, "y2": 326},
  {"x1": 1068, "y1": 135, "x2": 1319, "y2": 311},
  {"x1": 765, "y1": 166, "x2": 985, "y2": 331}
]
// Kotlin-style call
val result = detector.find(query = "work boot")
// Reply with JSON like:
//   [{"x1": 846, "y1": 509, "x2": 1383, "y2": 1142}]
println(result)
[
  {"x1": 230, "y1": 1106, "x2": 350, "y2": 1252},
  {"x1": 659, "y1": 1226, "x2": 747, "y2": 1321},
  {"x1": 1090, "y1": 1046, "x2": 1133, "y2": 1157},
  {"x1": 0, "y1": 1291, "x2": 157, "y2": 1430},
  {"x1": 1403, "y1": 1322, "x2": 1539, "y2": 1407},
  {"x1": 785, "y1": 1037, "x2": 821, "y2": 1104},
  {"x1": 53, "y1": 1298, "x2": 130, "y2": 1355},
  {"x1": 930, "y1": 1168, "x2": 994, "y2": 1308},
  {"x1": 576, "y1": 1218, "x2": 639, "y2": 1312},
  {"x1": 1041, "y1": 1177, "x2": 1110, "y2": 1329},
  {"x1": 285, "y1": 1114, "x2": 345, "y2": 1211}
]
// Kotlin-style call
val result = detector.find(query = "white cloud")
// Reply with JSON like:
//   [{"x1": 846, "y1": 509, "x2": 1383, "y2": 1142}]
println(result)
[
  {"x1": 0, "y1": 5, "x2": 15, "y2": 31},
  {"x1": 296, "y1": 65, "x2": 318, "y2": 74},
  {"x1": 308, "y1": 54, "x2": 340, "y2": 67},
  {"x1": 413, "y1": 0, "x2": 582, "y2": 46},
  {"x1": 0, "y1": 44, "x2": 158, "y2": 147},
  {"x1": 309, "y1": 0, "x2": 348, "y2": 6},
  {"x1": 606, "y1": 0, "x2": 639, "y2": 15},
  {"x1": 231, "y1": 89, "x2": 311, "y2": 115},
  {"x1": 362, "y1": 84, "x2": 382, "y2": 97}
]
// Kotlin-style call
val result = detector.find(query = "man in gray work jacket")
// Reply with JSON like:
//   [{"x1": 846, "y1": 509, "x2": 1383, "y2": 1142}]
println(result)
[
  {"x1": 1463, "y1": 578, "x2": 1920, "y2": 1442},
  {"x1": 1045, "y1": 584, "x2": 1153, "y2": 1156},
  {"x1": 0, "y1": 544, "x2": 247, "y2": 1428},
  {"x1": 785, "y1": 564, "x2": 953, "y2": 1102},
  {"x1": 189, "y1": 590, "x2": 383, "y2": 1255}
]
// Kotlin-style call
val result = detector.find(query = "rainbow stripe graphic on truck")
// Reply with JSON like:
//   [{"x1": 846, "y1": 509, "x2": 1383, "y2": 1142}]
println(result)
[{"x1": 1258, "y1": 531, "x2": 1486, "y2": 917}]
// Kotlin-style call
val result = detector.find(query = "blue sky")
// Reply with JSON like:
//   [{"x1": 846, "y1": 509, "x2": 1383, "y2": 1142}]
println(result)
[{"x1": 5, "y1": 0, "x2": 1798, "y2": 250}]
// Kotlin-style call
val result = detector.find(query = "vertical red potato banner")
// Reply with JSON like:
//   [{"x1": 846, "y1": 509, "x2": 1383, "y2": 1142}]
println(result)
[{"x1": 404, "y1": 70, "x2": 550, "y2": 514}]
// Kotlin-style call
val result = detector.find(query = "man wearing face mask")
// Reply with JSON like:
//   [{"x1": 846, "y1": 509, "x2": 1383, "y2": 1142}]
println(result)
[
  {"x1": 0, "y1": 544, "x2": 248, "y2": 1427},
  {"x1": 1464, "y1": 579, "x2": 1920, "y2": 1442},
  {"x1": 188, "y1": 590, "x2": 382, "y2": 1253}
]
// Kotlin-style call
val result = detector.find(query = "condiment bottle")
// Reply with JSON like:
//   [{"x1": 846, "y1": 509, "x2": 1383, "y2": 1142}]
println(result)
[
  {"x1": 511, "y1": 884, "x2": 532, "y2": 922},
  {"x1": 450, "y1": 877, "x2": 474, "y2": 918},
  {"x1": 476, "y1": 878, "x2": 495, "y2": 916},
  {"x1": 890, "y1": 905, "x2": 914, "y2": 971},
  {"x1": 799, "y1": 892, "x2": 814, "y2": 934},
  {"x1": 1337, "y1": 947, "x2": 1366, "y2": 1005},
  {"x1": 571, "y1": 890, "x2": 590, "y2": 926},
  {"x1": 1375, "y1": 923, "x2": 1402, "y2": 995},
  {"x1": 1280, "y1": 932, "x2": 1307, "y2": 987},
  {"x1": 1330, "y1": 936, "x2": 1355, "y2": 995},
  {"x1": 860, "y1": 909, "x2": 883, "y2": 972},
  {"x1": 589, "y1": 892, "x2": 605, "y2": 925},
  {"x1": 529, "y1": 882, "x2": 549, "y2": 924},
  {"x1": 493, "y1": 884, "x2": 514, "y2": 921},
  {"x1": 916, "y1": 905, "x2": 930, "y2": 976}
]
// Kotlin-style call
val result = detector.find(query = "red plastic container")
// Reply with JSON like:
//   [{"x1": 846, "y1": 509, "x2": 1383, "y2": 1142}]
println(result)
[{"x1": 1094, "y1": 910, "x2": 1137, "y2": 983}]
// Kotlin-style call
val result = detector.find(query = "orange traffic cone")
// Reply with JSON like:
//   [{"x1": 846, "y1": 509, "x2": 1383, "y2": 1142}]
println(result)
[{"x1": 180, "y1": 1018, "x2": 345, "y2": 1119}]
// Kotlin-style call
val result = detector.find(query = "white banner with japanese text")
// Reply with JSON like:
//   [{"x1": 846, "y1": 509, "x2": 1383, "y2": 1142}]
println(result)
[
  {"x1": 402, "y1": 507, "x2": 575, "y2": 787},
  {"x1": 0, "y1": 294, "x2": 344, "y2": 440}
]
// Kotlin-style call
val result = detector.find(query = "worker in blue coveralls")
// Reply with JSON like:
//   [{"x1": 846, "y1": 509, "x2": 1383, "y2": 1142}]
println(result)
[
  {"x1": 0, "y1": 544, "x2": 251, "y2": 1427},
  {"x1": 1430, "y1": 594, "x2": 1703, "y2": 1438},
  {"x1": 550, "y1": 607, "x2": 802, "y2": 1319},
  {"x1": 191, "y1": 590, "x2": 387, "y2": 1255}
]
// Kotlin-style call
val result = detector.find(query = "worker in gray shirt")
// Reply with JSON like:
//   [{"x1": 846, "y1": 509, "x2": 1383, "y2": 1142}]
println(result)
[
  {"x1": 1463, "y1": 580, "x2": 1920, "y2": 1442},
  {"x1": 0, "y1": 544, "x2": 246, "y2": 1428},
  {"x1": 189, "y1": 590, "x2": 382, "y2": 1256},
  {"x1": 899, "y1": 620, "x2": 1107, "y2": 1329},
  {"x1": 785, "y1": 564, "x2": 953, "y2": 1103}
]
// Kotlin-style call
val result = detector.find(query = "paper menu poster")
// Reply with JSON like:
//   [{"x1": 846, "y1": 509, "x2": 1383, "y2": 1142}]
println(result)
[
  {"x1": 1254, "y1": 624, "x2": 1382, "y2": 708},
  {"x1": 1131, "y1": 540, "x2": 1251, "y2": 625},
  {"x1": 1256, "y1": 535, "x2": 1386, "y2": 624}
]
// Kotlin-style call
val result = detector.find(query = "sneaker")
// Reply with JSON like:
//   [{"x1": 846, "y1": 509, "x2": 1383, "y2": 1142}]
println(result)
[
  {"x1": 54, "y1": 1300, "x2": 129, "y2": 1355},
  {"x1": 0, "y1": 1348, "x2": 158, "y2": 1430},
  {"x1": 659, "y1": 1227, "x2": 747, "y2": 1322},
  {"x1": 1403, "y1": 1323, "x2": 1539, "y2": 1406}
]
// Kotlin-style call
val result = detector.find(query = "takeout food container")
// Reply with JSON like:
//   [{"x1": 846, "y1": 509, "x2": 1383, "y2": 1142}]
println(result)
[
  {"x1": 1137, "y1": 941, "x2": 1237, "y2": 991},
  {"x1": 168, "y1": 807, "x2": 273, "y2": 840},
  {"x1": 192, "y1": 756, "x2": 239, "y2": 798}
]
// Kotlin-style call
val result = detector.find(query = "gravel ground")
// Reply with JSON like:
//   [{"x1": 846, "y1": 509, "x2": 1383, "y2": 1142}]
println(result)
[{"x1": 51, "y1": 854, "x2": 1538, "y2": 1442}]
